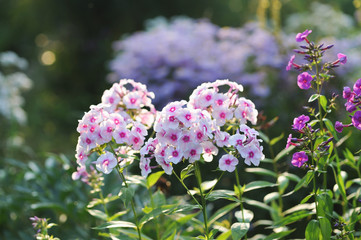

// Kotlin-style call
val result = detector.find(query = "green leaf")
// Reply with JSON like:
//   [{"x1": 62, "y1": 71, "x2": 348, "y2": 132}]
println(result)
[
  {"x1": 294, "y1": 170, "x2": 314, "y2": 193},
  {"x1": 264, "y1": 192, "x2": 280, "y2": 204},
  {"x1": 308, "y1": 94, "x2": 320, "y2": 102},
  {"x1": 242, "y1": 198, "x2": 273, "y2": 211},
  {"x1": 278, "y1": 175, "x2": 289, "y2": 195},
  {"x1": 208, "y1": 202, "x2": 240, "y2": 226},
  {"x1": 231, "y1": 222, "x2": 250, "y2": 240},
  {"x1": 109, "y1": 211, "x2": 128, "y2": 221},
  {"x1": 216, "y1": 230, "x2": 232, "y2": 240},
  {"x1": 270, "y1": 132, "x2": 284, "y2": 146},
  {"x1": 235, "y1": 209, "x2": 253, "y2": 223},
  {"x1": 180, "y1": 164, "x2": 194, "y2": 180},
  {"x1": 205, "y1": 189, "x2": 237, "y2": 202},
  {"x1": 175, "y1": 211, "x2": 200, "y2": 225},
  {"x1": 118, "y1": 187, "x2": 135, "y2": 205},
  {"x1": 300, "y1": 194, "x2": 313, "y2": 204},
  {"x1": 201, "y1": 179, "x2": 218, "y2": 192},
  {"x1": 305, "y1": 220, "x2": 320, "y2": 240},
  {"x1": 146, "y1": 171, "x2": 164, "y2": 189},
  {"x1": 274, "y1": 146, "x2": 295, "y2": 162},
  {"x1": 319, "y1": 95, "x2": 327, "y2": 112},
  {"x1": 282, "y1": 172, "x2": 301, "y2": 182},
  {"x1": 316, "y1": 193, "x2": 333, "y2": 220},
  {"x1": 274, "y1": 211, "x2": 313, "y2": 227},
  {"x1": 319, "y1": 217, "x2": 331, "y2": 239},
  {"x1": 244, "y1": 181, "x2": 277, "y2": 192},
  {"x1": 87, "y1": 209, "x2": 108, "y2": 221},
  {"x1": 323, "y1": 118, "x2": 339, "y2": 141},
  {"x1": 93, "y1": 221, "x2": 136, "y2": 230},
  {"x1": 245, "y1": 167, "x2": 277, "y2": 178},
  {"x1": 263, "y1": 229, "x2": 296, "y2": 240}
]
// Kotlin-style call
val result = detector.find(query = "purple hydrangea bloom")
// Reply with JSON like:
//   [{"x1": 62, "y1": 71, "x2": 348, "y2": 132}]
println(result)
[
  {"x1": 337, "y1": 53, "x2": 347, "y2": 65},
  {"x1": 295, "y1": 29, "x2": 312, "y2": 42},
  {"x1": 352, "y1": 111, "x2": 361, "y2": 130},
  {"x1": 297, "y1": 72, "x2": 313, "y2": 90},
  {"x1": 353, "y1": 78, "x2": 361, "y2": 96},
  {"x1": 291, "y1": 151, "x2": 308, "y2": 167},
  {"x1": 292, "y1": 114, "x2": 310, "y2": 131}
]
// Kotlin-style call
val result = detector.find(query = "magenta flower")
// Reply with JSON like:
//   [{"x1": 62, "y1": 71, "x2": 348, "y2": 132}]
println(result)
[
  {"x1": 352, "y1": 111, "x2": 361, "y2": 130},
  {"x1": 292, "y1": 114, "x2": 310, "y2": 131},
  {"x1": 337, "y1": 53, "x2": 347, "y2": 65},
  {"x1": 335, "y1": 121, "x2": 344, "y2": 133},
  {"x1": 295, "y1": 29, "x2": 312, "y2": 42},
  {"x1": 343, "y1": 86, "x2": 352, "y2": 99},
  {"x1": 297, "y1": 72, "x2": 313, "y2": 90},
  {"x1": 291, "y1": 151, "x2": 308, "y2": 168},
  {"x1": 353, "y1": 78, "x2": 361, "y2": 96},
  {"x1": 286, "y1": 55, "x2": 296, "y2": 71},
  {"x1": 219, "y1": 154, "x2": 239, "y2": 172}
]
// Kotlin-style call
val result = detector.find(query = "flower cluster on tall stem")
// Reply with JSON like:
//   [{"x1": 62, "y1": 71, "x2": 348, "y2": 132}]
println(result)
[{"x1": 140, "y1": 79, "x2": 264, "y2": 177}]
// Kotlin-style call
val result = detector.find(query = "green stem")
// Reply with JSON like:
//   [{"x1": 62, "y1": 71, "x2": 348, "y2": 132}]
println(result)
[
  {"x1": 204, "y1": 171, "x2": 225, "y2": 199},
  {"x1": 235, "y1": 168, "x2": 247, "y2": 240},
  {"x1": 172, "y1": 169, "x2": 202, "y2": 208},
  {"x1": 99, "y1": 190, "x2": 110, "y2": 220},
  {"x1": 194, "y1": 162, "x2": 209, "y2": 239},
  {"x1": 117, "y1": 168, "x2": 142, "y2": 240},
  {"x1": 315, "y1": 60, "x2": 324, "y2": 132},
  {"x1": 108, "y1": 144, "x2": 142, "y2": 240},
  {"x1": 147, "y1": 187, "x2": 160, "y2": 240}
]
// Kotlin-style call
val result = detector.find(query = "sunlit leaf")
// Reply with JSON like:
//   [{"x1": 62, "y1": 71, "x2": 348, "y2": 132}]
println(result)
[
  {"x1": 245, "y1": 168, "x2": 277, "y2": 178},
  {"x1": 146, "y1": 171, "x2": 164, "y2": 189},
  {"x1": 305, "y1": 220, "x2": 320, "y2": 240},
  {"x1": 231, "y1": 222, "x2": 249, "y2": 240}
]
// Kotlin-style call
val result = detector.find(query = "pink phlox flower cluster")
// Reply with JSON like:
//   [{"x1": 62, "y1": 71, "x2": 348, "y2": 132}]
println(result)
[
  {"x1": 139, "y1": 80, "x2": 264, "y2": 177},
  {"x1": 73, "y1": 79, "x2": 155, "y2": 179},
  {"x1": 336, "y1": 78, "x2": 361, "y2": 132}
]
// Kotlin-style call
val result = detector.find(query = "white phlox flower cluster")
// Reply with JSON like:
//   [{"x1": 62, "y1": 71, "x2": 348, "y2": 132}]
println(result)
[
  {"x1": 73, "y1": 79, "x2": 156, "y2": 181},
  {"x1": 139, "y1": 79, "x2": 264, "y2": 177}
]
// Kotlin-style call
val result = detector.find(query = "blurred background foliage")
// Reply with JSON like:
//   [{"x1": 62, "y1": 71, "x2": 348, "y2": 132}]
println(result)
[{"x1": 1, "y1": 0, "x2": 361, "y2": 239}]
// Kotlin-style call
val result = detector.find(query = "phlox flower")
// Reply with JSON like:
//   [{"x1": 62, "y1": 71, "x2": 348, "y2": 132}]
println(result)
[
  {"x1": 80, "y1": 132, "x2": 97, "y2": 152},
  {"x1": 343, "y1": 86, "x2": 352, "y2": 99},
  {"x1": 165, "y1": 146, "x2": 183, "y2": 164},
  {"x1": 109, "y1": 112, "x2": 125, "y2": 127},
  {"x1": 212, "y1": 106, "x2": 233, "y2": 126},
  {"x1": 292, "y1": 114, "x2": 310, "y2": 131},
  {"x1": 352, "y1": 111, "x2": 361, "y2": 130},
  {"x1": 291, "y1": 151, "x2": 308, "y2": 168},
  {"x1": 72, "y1": 166, "x2": 89, "y2": 181},
  {"x1": 235, "y1": 98, "x2": 258, "y2": 125},
  {"x1": 112, "y1": 127, "x2": 131, "y2": 144},
  {"x1": 212, "y1": 93, "x2": 229, "y2": 109},
  {"x1": 229, "y1": 133, "x2": 246, "y2": 152},
  {"x1": 140, "y1": 158, "x2": 151, "y2": 177},
  {"x1": 297, "y1": 72, "x2": 313, "y2": 90},
  {"x1": 178, "y1": 130, "x2": 194, "y2": 150},
  {"x1": 129, "y1": 133, "x2": 144, "y2": 150},
  {"x1": 75, "y1": 144, "x2": 88, "y2": 165},
  {"x1": 131, "y1": 121, "x2": 148, "y2": 137},
  {"x1": 335, "y1": 121, "x2": 344, "y2": 133},
  {"x1": 354, "y1": 78, "x2": 361, "y2": 96},
  {"x1": 337, "y1": 53, "x2": 347, "y2": 65},
  {"x1": 140, "y1": 138, "x2": 157, "y2": 157},
  {"x1": 198, "y1": 89, "x2": 216, "y2": 108},
  {"x1": 214, "y1": 130, "x2": 230, "y2": 147},
  {"x1": 123, "y1": 91, "x2": 142, "y2": 109},
  {"x1": 239, "y1": 141, "x2": 264, "y2": 166},
  {"x1": 219, "y1": 154, "x2": 239, "y2": 172},
  {"x1": 93, "y1": 151, "x2": 118, "y2": 174},
  {"x1": 155, "y1": 157, "x2": 173, "y2": 175},
  {"x1": 101, "y1": 88, "x2": 121, "y2": 111},
  {"x1": 100, "y1": 119, "x2": 116, "y2": 143},
  {"x1": 176, "y1": 108, "x2": 196, "y2": 128},
  {"x1": 201, "y1": 141, "x2": 218, "y2": 162},
  {"x1": 164, "y1": 128, "x2": 182, "y2": 146},
  {"x1": 183, "y1": 143, "x2": 202, "y2": 163},
  {"x1": 295, "y1": 29, "x2": 312, "y2": 42},
  {"x1": 286, "y1": 55, "x2": 295, "y2": 71}
]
